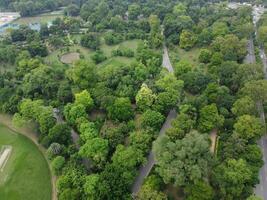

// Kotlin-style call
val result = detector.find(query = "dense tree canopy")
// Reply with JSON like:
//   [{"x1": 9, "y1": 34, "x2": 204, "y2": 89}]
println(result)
[{"x1": 153, "y1": 131, "x2": 211, "y2": 186}]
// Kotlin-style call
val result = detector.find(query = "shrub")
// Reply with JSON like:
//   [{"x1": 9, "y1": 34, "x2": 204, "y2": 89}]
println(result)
[{"x1": 51, "y1": 156, "x2": 65, "y2": 175}]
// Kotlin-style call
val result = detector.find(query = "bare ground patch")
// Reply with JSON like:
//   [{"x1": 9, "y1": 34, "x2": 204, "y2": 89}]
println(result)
[
  {"x1": 60, "y1": 52, "x2": 80, "y2": 64},
  {"x1": 0, "y1": 146, "x2": 12, "y2": 172}
]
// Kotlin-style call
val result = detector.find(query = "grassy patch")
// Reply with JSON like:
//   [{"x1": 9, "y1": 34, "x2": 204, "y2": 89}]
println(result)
[
  {"x1": 100, "y1": 39, "x2": 141, "y2": 57},
  {"x1": 169, "y1": 46, "x2": 201, "y2": 67},
  {"x1": 45, "y1": 45, "x2": 93, "y2": 65},
  {"x1": 0, "y1": 64, "x2": 16, "y2": 73},
  {"x1": 98, "y1": 57, "x2": 135, "y2": 68},
  {"x1": 45, "y1": 37, "x2": 140, "y2": 67},
  {"x1": 0, "y1": 124, "x2": 52, "y2": 200},
  {"x1": 13, "y1": 13, "x2": 63, "y2": 25}
]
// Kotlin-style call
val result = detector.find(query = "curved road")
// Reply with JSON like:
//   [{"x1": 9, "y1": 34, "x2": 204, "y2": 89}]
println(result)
[{"x1": 131, "y1": 45, "x2": 177, "y2": 195}]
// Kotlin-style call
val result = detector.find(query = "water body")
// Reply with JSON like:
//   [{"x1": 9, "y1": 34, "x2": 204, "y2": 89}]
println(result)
[{"x1": 0, "y1": 21, "x2": 53, "y2": 34}]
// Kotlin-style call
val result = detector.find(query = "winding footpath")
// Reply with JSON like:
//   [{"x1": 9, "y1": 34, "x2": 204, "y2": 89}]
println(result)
[
  {"x1": 131, "y1": 45, "x2": 177, "y2": 195},
  {"x1": 53, "y1": 109, "x2": 90, "y2": 167}
]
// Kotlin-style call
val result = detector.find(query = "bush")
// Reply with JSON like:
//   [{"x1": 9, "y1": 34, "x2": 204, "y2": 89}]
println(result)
[
  {"x1": 141, "y1": 110, "x2": 165, "y2": 130},
  {"x1": 199, "y1": 49, "x2": 212, "y2": 63},
  {"x1": 104, "y1": 32, "x2": 123, "y2": 45},
  {"x1": 111, "y1": 47, "x2": 134, "y2": 57},
  {"x1": 51, "y1": 156, "x2": 65, "y2": 175},
  {"x1": 80, "y1": 33, "x2": 100, "y2": 50},
  {"x1": 91, "y1": 50, "x2": 107, "y2": 64}
]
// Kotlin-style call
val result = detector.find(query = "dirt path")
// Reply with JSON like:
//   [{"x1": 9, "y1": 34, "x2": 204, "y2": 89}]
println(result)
[
  {"x1": 209, "y1": 129, "x2": 217, "y2": 154},
  {"x1": 0, "y1": 113, "x2": 57, "y2": 200}
]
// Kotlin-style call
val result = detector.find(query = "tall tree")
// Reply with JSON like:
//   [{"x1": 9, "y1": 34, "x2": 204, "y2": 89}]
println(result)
[{"x1": 153, "y1": 131, "x2": 211, "y2": 186}]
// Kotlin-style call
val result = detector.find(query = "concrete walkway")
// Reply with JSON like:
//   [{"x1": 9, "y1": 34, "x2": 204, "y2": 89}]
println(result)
[{"x1": 131, "y1": 45, "x2": 177, "y2": 195}]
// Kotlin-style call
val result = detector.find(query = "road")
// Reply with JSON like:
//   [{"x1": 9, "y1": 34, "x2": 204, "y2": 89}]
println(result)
[
  {"x1": 253, "y1": 45, "x2": 267, "y2": 199},
  {"x1": 244, "y1": 35, "x2": 267, "y2": 199},
  {"x1": 131, "y1": 45, "x2": 177, "y2": 195}
]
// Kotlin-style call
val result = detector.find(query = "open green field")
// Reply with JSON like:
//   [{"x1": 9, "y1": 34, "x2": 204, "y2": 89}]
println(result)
[
  {"x1": 0, "y1": 124, "x2": 52, "y2": 200},
  {"x1": 45, "y1": 37, "x2": 141, "y2": 67},
  {"x1": 169, "y1": 46, "x2": 201, "y2": 67},
  {"x1": 13, "y1": 12, "x2": 63, "y2": 25}
]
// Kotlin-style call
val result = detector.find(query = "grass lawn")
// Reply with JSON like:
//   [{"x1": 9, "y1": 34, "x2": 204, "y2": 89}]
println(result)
[
  {"x1": 0, "y1": 124, "x2": 52, "y2": 200},
  {"x1": 100, "y1": 39, "x2": 141, "y2": 57},
  {"x1": 98, "y1": 56, "x2": 135, "y2": 68},
  {"x1": 0, "y1": 64, "x2": 16, "y2": 73},
  {"x1": 45, "y1": 44, "x2": 93, "y2": 65},
  {"x1": 13, "y1": 13, "x2": 63, "y2": 25},
  {"x1": 45, "y1": 37, "x2": 140, "y2": 67},
  {"x1": 169, "y1": 46, "x2": 201, "y2": 67}
]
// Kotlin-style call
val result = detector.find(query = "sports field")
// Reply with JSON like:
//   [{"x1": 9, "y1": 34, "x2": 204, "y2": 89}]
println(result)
[{"x1": 0, "y1": 124, "x2": 52, "y2": 200}]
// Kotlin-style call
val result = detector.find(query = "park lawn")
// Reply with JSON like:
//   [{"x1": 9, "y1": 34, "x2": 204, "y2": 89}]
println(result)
[
  {"x1": 0, "y1": 124, "x2": 52, "y2": 200},
  {"x1": 45, "y1": 44, "x2": 94, "y2": 65},
  {"x1": 98, "y1": 56, "x2": 135, "y2": 68},
  {"x1": 169, "y1": 46, "x2": 201, "y2": 67},
  {"x1": 45, "y1": 38, "x2": 140, "y2": 66},
  {"x1": 100, "y1": 39, "x2": 141, "y2": 57},
  {"x1": 13, "y1": 12, "x2": 63, "y2": 25}
]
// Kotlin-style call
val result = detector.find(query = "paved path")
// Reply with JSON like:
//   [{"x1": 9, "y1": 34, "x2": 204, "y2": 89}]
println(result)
[
  {"x1": 244, "y1": 36, "x2": 267, "y2": 199},
  {"x1": 53, "y1": 108, "x2": 90, "y2": 167},
  {"x1": 131, "y1": 45, "x2": 177, "y2": 195},
  {"x1": 53, "y1": 108, "x2": 80, "y2": 147},
  {"x1": 162, "y1": 45, "x2": 174, "y2": 73}
]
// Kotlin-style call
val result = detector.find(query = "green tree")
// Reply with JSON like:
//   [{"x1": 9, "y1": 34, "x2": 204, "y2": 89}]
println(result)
[
  {"x1": 258, "y1": 26, "x2": 267, "y2": 44},
  {"x1": 241, "y1": 80, "x2": 267, "y2": 103},
  {"x1": 174, "y1": 60, "x2": 192, "y2": 77},
  {"x1": 179, "y1": 30, "x2": 196, "y2": 50},
  {"x1": 185, "y1": 181, "x2": 214, "y2": 200},
  {"x1": 212, "y1": 21, "x2": 229, "y2": 37},
  {"x1": 66, "y1": 60, "x2": 97, "y2": 89},
  {"x1": 153, "y1": 131, "x2": 211, "y2": 186},
  {"x1": 199, "y1": 49, "x2": 212, "y2": 63},
  {"x1": 247, "y1": 195, "x2": 263, "y2": 200},
  {"x1": 149, "y1": 15, "x2": 163, "y2": 48},
  {"x1": 232, "y1": 96, "x2": 256, "y2": 116},
  {"x1": 198, "y1": 104, "x2": 224, "y2": 133},
  {"x1": 141, "y1": 110, "x2": 165, "y2": 130},
  {"x1": 136, "y1": 83, "x2": 155, "y2": 111},
  {"x1": 166, "y1": 113, "x2": 195, "y2": 140},
  {"x1": 63, "y1": 103, "x2": 88, "y2": 125},
  {"x1": 48, "y1": 123, "x2": 71, "y2": 145},
  {"x1": 137, "y1": 184, "x2": 167, "y2": 200},
  {"x1": 51, "y1": 156, "x2": 65, "y2": 175},
  {"x1": 80, "y1": 33, "x2": 100, "y2": 50},
  {"x1": 74, "y1": 90, "x2": 94, "y2": 111},
  {"x1": 129, "y1": 131, "x2": 153, "y2": 153},
  {"x1": 84, "y1": 174, "x2": 100, "y2": 200},
  {"x1": 234, "y1": 115, "x2": 264, "y2": 142},
  {"x1": 107, "y1": 97, "x2": 134, "y2": 121},
  {"x1": 173, "y1": 3, "x2": 187, "y2": 16},
  {"x1": 79, "y1": 137, "x2": 109, "y2": 167},
  {"x1": 213, "y1": 159, "x2": 252, "y2": 200},
  {"x1": 128, "y1": 4, "x2": 141, "y2": 20}
]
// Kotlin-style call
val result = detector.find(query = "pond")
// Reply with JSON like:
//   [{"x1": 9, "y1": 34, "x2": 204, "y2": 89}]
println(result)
[{"x1": 0, "y1": 12, "x2": 63, "y2": 34}]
